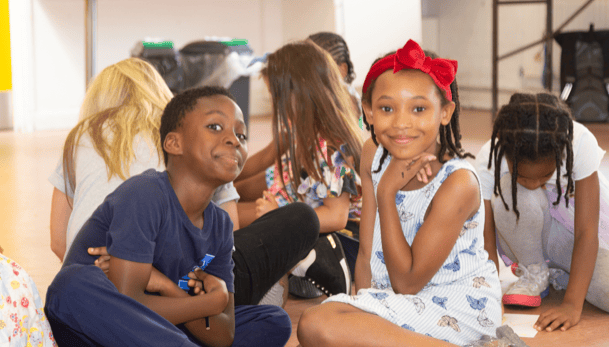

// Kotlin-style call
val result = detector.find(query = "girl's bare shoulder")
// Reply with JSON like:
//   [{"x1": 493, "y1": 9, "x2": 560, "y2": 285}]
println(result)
[{"x1": 434, "y1": 168, "x2": 480, "y2": 216}]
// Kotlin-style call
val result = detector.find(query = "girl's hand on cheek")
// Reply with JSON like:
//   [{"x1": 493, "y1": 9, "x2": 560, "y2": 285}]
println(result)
[{"x1": 378, "y1": 154, "x2": 436, "y2": 195}]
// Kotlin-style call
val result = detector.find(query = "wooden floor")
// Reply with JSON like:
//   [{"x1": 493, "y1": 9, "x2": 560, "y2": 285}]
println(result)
[{"x1": 1, "y1": 109, "x2": 608, "y2": 346}]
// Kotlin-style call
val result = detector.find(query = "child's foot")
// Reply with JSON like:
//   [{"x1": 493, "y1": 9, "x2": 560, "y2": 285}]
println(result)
[
  {"x1": 503, "y1": 262, "x2": 549, "y2": 307},
  {"x1": 289, "y1": 233, "x2": 351, "y2": 298}
]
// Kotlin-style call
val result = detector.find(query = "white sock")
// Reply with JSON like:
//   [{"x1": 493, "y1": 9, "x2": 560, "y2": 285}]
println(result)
[
  {"x1": 292, "y1": 249, "x2": 317, "y2": 277},
  {"x1": 258, "y1": 281, "x2": 286, "y2": 306}
]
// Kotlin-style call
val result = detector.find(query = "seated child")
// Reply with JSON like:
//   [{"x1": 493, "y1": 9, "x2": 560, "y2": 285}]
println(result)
[
  {"x1": 298, "y1": 39, "x2": 502, "y2": 346},
  {"x1": 48, "y1": 58, "x2": 317, "y2": 309},
  {"x1": 235, "y1": 40, "x2": 363, "y2": 299},
  {"x1": 1, "y1": 245, "x2": 57, "y2": 346},
  {"x1": 44, "y1": 87, "x2": 292, "y2": 347}
]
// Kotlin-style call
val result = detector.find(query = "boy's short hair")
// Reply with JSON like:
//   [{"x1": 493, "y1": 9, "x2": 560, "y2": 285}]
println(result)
[{"x1": 160, "y1": 86, "x2": 237, "y2": 166}]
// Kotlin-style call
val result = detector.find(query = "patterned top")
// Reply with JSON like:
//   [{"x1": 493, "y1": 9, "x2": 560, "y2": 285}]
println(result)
[
  {"x1": 265, "y1": 138, "x2": 362, "y2": 224},
  {"x1": 324, "y1": 145, "x2": 502, "y2": 346},
  {"x1": 0, "y1": 254, "x2": 57, "y2": 346}
]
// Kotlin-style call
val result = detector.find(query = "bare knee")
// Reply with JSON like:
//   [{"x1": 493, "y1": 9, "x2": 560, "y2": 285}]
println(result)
[{"x1": 297, "y1": 305, "x2": 334, "y2": 346}]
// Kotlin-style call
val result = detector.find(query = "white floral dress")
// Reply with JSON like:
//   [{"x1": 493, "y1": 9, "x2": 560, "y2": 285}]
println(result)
[
  {"x1": 324, "y1": 146, "x2": 502, "y2": 346},
  {"x1": 1, "y1": 254, "x2": 57, "y2": 346}
]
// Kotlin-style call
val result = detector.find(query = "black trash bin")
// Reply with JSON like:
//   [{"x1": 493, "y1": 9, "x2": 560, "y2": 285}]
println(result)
[
  {"x1": 555, "y1": 26, "x2": 609, "y2": 122},
  {"x1": 131, "y1": 41, "x2": 184, "y2": 95},
  {"x1": 180, "y1": 40, "x2": 254, "y2": 127}
]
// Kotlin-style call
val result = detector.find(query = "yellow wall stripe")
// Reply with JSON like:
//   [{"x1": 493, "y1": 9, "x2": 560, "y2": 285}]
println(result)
[{"x1": 0, "y1": 0, "x2": 12, "y2": 91}]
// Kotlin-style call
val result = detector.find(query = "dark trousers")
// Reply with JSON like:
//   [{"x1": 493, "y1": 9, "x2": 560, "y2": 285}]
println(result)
[
  {"x1": 45, "y1": 202, "x2": 319, "y2": 346},
  {"x1": 233, "y1": 202, "x2": 320, "y2": 305},
  {"x1": 45, "y1": 266, "x2": 292, "y2": 347}
]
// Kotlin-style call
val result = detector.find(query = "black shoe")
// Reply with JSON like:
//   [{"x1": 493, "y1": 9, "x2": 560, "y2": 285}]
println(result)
[
  {"x1": 290, "y1": 233, "x2": 351, "y2": 298},
  {"x1": 288, "y1": 275, "x2": 324, "y2": 298}
]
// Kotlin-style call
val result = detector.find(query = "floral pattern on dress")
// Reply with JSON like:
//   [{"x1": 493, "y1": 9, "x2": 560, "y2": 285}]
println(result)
[
  {"x1": 1, "y1": 254, "x2": 57, "y2": 346},
  {"x1": 265, "y1": 138, "x2": 362, "y2": 224}
]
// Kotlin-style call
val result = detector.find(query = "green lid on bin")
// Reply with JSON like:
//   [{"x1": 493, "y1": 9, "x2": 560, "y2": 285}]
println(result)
[
  {"x1": 142, "y1": 41, "x2": 174, "y2": 49},
  {"x1": 221, "y1": 39, "x2": 248, "y2": 47}
]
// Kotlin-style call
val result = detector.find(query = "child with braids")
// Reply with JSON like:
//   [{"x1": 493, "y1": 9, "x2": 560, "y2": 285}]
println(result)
[
  {"x1": 298, "y1": 39, "x2": 502, "y2": 346},
  {"x1": 476, "y1": 92, "x2": 609, "y2": 332}
]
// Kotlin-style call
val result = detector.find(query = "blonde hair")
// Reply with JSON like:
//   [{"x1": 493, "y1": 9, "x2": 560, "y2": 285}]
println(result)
[
  {"x1": 63, "y1": 58, "x2": 173, "y2": 195},
  {"x1": 262, "y1": 40, "x2": 362, "y2": 201}
]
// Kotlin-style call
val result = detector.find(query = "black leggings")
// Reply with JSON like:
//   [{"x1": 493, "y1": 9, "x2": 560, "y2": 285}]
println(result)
[{"x1": 232, "y1": 202, "x2": 319, "y2": 305}]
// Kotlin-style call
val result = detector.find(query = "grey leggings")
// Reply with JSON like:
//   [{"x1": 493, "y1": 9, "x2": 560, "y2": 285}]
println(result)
[{"x1": 491, "y1": 174, "x2": 609, "y2": 312}]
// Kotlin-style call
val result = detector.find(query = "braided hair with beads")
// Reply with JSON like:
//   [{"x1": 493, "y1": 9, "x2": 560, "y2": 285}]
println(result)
[{"x1": 488, "y1": 92, "x2": 574, "y2": 219}]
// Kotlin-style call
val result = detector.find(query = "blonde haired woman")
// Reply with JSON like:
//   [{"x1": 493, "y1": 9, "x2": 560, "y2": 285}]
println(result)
[{"x1": 49, "y1": 58, "x2": 173, "y2": 260}]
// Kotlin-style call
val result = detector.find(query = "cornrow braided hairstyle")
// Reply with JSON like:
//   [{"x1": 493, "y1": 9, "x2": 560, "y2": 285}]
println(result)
[
  {"x1": 362, "y1": 50, "x2": 473, "y2": 173},
  {"x1": 488, "y1": 92, "x2": 574, "y2": 219},
  {"x1": 308, "y1": 32, "x2": 356, "y2": 84}
]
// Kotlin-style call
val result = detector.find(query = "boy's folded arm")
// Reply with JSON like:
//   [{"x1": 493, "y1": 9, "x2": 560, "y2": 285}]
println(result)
[
  {"x1": 107, "y1": 256, "x2": 229, "y2": 325},
  {"x1": 144, "y1": 269, "x2": 235, "y2": 347}
]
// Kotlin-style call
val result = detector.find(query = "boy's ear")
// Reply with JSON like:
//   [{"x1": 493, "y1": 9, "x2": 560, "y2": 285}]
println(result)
[
  {"x1": 362, "y1": 102, "x2": 373, "y2": 125},
  {"x1": 440, "y1": 101, "x2": 456, "y2": 126},
  {"x1": 163, "y1": 131, "x2": 183, "y2": 158}
]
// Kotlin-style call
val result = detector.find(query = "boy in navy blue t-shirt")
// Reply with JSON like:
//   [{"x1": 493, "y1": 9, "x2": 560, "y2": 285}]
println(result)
[{"x1": 45, "y1": 87, "x2": 292, "y2": 347}]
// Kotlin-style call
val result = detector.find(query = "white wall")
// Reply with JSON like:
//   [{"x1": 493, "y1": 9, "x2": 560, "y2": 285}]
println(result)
[
  {"x1": 342, "y1": 0, "x2": 422, "y2": 89},
  {"x1": 9, "y1": 0, "x2": 36, "y2": 132},
  {"x1": 32, "y1": 0, "x2": 85, "y2": 130},
  {"x1": 422, "y1": 17, "x2": 439, "y2": 54},
  {"x1": 11, "y1": 0, "x2": 292, "y2": 131},
  {"x1": 281, "y1": 0, "x2": 335, "y2": 44},
  {"x1": 13, "y1": 0, "x2": 425, "y2": 130}
]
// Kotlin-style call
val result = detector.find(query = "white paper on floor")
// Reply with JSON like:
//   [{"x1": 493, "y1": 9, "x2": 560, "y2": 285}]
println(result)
[{"x1": 502, "y1": 313, "x2": 539, "y2": 338}]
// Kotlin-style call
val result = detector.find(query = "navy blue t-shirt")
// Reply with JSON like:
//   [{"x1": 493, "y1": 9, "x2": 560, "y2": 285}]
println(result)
[{"x1": 63, "y1": 169, "x2": 235, "y2": 293}]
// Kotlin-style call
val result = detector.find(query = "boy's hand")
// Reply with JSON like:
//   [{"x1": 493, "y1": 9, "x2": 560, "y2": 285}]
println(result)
[
  {"x1": 534, "y1": 302, "x2": 582, "y2": 332},
  {"x1": 186, "y1": 272, "x2": 205, "y2": 295},
  {"x1": 190, "y1": 269, "x2": 229, "y2": 311},
  {"x1": 89, "y1": 247, "x2": 111, "y2": 273},
  {"x1": 190, "y1": 269, "x2": 228, "y2": 294},
  {"x1": 378, "y1": 154, "x2": 436, "y2": 194},
  {"x1": 255, "y1": 191, "x2": 279, "y2": 218}
]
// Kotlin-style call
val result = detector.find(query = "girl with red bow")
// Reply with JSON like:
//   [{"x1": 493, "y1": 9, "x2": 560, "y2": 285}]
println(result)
[{"x1": 297, "y1": 39, "x2": 502, "y2": 346}]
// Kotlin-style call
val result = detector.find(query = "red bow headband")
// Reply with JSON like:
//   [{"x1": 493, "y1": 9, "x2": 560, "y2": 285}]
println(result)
[{"x1": 362, "y1": 39, "x2": 458, "y2": 101}]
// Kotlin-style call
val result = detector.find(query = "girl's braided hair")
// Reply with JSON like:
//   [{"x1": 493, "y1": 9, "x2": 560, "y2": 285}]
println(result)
[
  {"x1": 488, "y1": 92, "x2": 574, "y2": 218},
  {"x1": 361, "y1": 51, "x2": 473, "y2": 173},
  {"x1": 308, "y1": 32, "x2": 356, "y2": 84}
]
